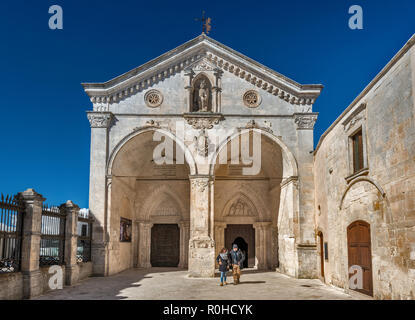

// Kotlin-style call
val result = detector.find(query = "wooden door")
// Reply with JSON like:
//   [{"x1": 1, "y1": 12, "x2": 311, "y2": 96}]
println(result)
[
  {"x1": 151, "y1": 224, "x2": 180, "y2": 267},
  {"x1": 347, "y1": 220, "x2": 373, "y2": 296}
]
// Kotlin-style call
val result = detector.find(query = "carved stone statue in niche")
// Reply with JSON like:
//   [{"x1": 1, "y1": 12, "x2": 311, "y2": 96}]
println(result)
[{"x1": 192, "y1": 75, "x2": 212, "y2": 112}]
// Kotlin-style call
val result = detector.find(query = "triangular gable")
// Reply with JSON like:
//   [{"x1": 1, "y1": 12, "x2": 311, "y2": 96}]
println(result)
[{"x1": 82, "y1": 33, "x2": 323, "y2": 106}]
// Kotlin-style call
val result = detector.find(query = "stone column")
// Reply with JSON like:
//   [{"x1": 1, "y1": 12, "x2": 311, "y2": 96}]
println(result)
[
  {"x1": 178, "y1": 221, "x2": 190, "y2": 268},
  {"x1": 254, "y1": 222, "x2": 271, "y2": 270},
  {"x1": 18, "y1": 188, "x2": 45, "y2": 299},
  {"x1": 294, "y1": 113, "x2": 318, "y2": 278},
  {"x1": 138, "y1": 222, "x2": 153, "y2": 268},
  {"x1": 188, "y1": 175, "x2": 215, "y2": 277},
  {"x1": 60, "y1": 200, "x2": 79, "y2": 286},
  {"x1": 87, "y1": 111, "x2": 114, "y2": 276},
  {"x1": 278, "y1": 177, "x2": 299, "y2": 277},
  {"x1": 133, "y1": 221, "x2": 139, "y2": 268}
]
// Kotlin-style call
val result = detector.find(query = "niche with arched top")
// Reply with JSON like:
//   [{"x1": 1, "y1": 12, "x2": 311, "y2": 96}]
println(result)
[{"x1": 191, "y1": 74, "x2": 213, "y2": 112}]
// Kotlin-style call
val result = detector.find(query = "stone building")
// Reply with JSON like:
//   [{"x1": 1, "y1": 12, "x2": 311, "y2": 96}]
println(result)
[
  {"x1": 82, "y1": 33, "x2": 415, "y2": 298},
  {"x1": 314, "y1": 34, "x2": 415, "y2": 299}
]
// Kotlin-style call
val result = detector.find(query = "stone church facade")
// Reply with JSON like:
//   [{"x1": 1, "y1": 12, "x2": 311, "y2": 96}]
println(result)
[{"x1": 83, "y1": 33, "x2": 415, "y2": 299}]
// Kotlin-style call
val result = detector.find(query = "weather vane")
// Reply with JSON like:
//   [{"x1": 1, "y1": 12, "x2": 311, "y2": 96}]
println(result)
[{"x1": 195, "y1": 10, "x2": 212, "y2": 35}]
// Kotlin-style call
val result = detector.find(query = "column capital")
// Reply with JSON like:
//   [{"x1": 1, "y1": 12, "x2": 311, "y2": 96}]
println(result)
[
  {"x1": 87, "y1": 111, "x2": 114, "y2": 128},
  {"x1": 293, "y1": 112, "x2": 318, "y2": 130},
  {"x1": 253, "y1": 221, "x2": 272, "y2": 229},
  {"x1": 189, "y1": 175, "x2": 212, "y2": 193},
  {"x1": 179, "y1": 220, "x2": 190, "y2": 228},
  {"x1": 214, "y1": 222, "x2": 227, "y2": 229}
]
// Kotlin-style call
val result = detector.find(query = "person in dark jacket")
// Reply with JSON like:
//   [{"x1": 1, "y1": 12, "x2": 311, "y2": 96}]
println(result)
[
  {"x1": 216, "y1": 248, "x2": 230, "y2": 286},
  {"x1": 230, "y1": 244, "x2": 245, "y2": 285}
]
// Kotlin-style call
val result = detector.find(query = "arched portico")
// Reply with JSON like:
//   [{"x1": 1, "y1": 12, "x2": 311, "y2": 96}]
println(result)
[
  {"x1": 104, "y1": 128, "x2": 193, "y2": 275},
  {"x1": 209, "y1": 128, "x2": 301, "y2": 276}
]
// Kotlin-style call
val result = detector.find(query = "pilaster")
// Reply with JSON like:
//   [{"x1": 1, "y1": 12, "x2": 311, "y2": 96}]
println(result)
[{"x1": 17, "y1": 188, "x2": 45, "y2": 299}]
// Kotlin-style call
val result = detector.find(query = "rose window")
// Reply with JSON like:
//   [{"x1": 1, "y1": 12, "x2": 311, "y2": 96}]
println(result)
[
  {"x1": 144, "y1": 90, "x2": 163, "y2": 107},
  {"x1": 243, "y1": 90, "x2": 261, "y2": 108}
]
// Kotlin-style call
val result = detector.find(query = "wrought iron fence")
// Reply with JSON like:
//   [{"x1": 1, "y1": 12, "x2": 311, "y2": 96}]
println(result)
[
  {"x1": 0, "y1": 194, "x2": 24, "y2": 273},
  {"x1": 77, "y1": 209, "x2": 93, "y2": 263},
  {"x1": 39, "y1": 205, "x2": 65, "y2": 266}
]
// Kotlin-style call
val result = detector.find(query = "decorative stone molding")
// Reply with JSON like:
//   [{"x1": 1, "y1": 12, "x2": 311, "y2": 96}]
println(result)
[
  {"x1": 191, "y1": 179, "x2": 209, "y2": 193},
  {"x1": 191, "y1": 58, "x2": 216, "y2": 72},
  {"x1": 242, "y1": 120, "x2": 273, "y2": 133},
  {"x1": 280, "y1": 176, "x2": 299, "y2": 189},
  {"x1": 243, "y1": 90, "x2": 261, "y2": 108},
  {"x1": 82, "y1": 35, "x2": 322, "y2": 107},
  {"x1": 87, "y1": 112, "x2": 114, "y2": 128},
  {"x1": 342, "y1": 103, "x2": 366, "y2": 131},
  {"x1": 205, "y1": 51, "x2": 320, "y2": 106},
  {"x1": 194, "y1": 129, "x2": 210, "y2": 157},
  {"x1": 294, "y1": 113, "x2": 318, "y2": 130},
  {"x1": 144, "y1": 89, "x2": 163, "y2": 108},
  {"x1": 226, "y1": 197, "x2": 256, "y2": 217},
  {"x1": 183, "y1": 113, "x2": 224, "y2": 129},
  {"x1": 189, "y1": 236, "x2": 215, "y2": 249}
]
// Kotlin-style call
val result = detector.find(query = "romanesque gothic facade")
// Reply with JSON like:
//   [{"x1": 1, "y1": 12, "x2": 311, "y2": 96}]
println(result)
[{"x1": 83, "y1": 33, "x2": 415, "y2": 299}]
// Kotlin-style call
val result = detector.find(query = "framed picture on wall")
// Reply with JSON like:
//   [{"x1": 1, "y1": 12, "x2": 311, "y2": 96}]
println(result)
[{"x1": 120, "y1": 218, "x2": 132, "y2": 242}]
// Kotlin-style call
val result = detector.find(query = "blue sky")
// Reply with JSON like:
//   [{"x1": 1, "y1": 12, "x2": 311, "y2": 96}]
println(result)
[{"x1": 0, "y1": 0, "x2": 414, "y2": 208}]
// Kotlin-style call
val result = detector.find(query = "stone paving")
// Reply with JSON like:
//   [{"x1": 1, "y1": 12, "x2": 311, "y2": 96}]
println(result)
[{"x1": 33, "y1": 268, "x2": 355, "y2": 300}]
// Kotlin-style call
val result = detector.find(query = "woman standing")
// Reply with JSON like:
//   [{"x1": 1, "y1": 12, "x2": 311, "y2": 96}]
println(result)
[{"x1": 216, "y1": 248, "x2": 230, "y2": 286}]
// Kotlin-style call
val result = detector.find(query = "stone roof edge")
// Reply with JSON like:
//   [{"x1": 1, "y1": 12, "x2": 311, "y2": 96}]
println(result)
[
  {"x1": 314, "y1": 33, "x2": 415, "y2": 155},
  {"x1": 81, "y1": 33, "x2": 323, "y2": 97}
]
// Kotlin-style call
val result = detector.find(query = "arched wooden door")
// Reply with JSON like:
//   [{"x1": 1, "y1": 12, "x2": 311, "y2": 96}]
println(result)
[{"x1": 347, "y1": 220, "x2": 373, "y2": 296}]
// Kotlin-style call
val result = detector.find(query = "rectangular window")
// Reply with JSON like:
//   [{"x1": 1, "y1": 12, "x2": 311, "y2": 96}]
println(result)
[
  {"x1": 324, "y1": 242, "x2": 328, "y2": 261},
  {"x1": 352, "y1": 130, "x2": 364, "y2": 173}
]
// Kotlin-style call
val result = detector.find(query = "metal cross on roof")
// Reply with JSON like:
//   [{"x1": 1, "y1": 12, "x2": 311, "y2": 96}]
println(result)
[{"x1": 195, "y1": 10, "x2": 212, "y2": 35}]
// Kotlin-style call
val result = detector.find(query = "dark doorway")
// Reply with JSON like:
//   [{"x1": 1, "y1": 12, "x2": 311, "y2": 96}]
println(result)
[
  {"x1": 225, "y1": 224, "x2": 255, "y2": 268},
  {"x1": 151, "y1": 224, "x2": 180, "y2": 267},
  {"x1": 347, "y1": 220, "x2": 373, "y2": 296}
]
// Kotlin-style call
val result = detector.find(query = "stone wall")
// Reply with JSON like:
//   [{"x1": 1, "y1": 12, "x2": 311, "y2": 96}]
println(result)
[
  {"x1": 314, "y1": 35, "x2": 415, "y2": 299},
  {"x1": 0, "y1": 189, "x2": 94, "y2": 300}
]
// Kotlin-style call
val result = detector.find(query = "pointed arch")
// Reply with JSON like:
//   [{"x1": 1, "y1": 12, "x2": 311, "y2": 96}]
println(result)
[{"x1": 222, "y1": 192, "x2": 259, "y2": 218}]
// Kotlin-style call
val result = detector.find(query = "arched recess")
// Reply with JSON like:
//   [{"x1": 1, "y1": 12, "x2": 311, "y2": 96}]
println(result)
[
  {"x1": 338, "y1": 179, "x2": 391, "y2": 298},
  {"x1": 208, "y1": 128, "x2": 298, "y2": 178},
  {"x1": 221, "y1": 192, "x2": 260, "y2": 222},
  {"x1": 211, "y1": 128, "x2": 299, "y2": 272},
  {"x1": 340, "y1": 177, "x2": 386, "y2": 210},
  {"x1": 191, "y1": 72, "x2": 214, "y2": 112},
  {"x1": 107, "y1": 128, "x2": 192, "y2": 271},
  {"x1": 107, "y1": 127, "x2": 197, "y2": 176},
  {"x1": 141, "y1": 185, "x2": 188, "y2": 222}
]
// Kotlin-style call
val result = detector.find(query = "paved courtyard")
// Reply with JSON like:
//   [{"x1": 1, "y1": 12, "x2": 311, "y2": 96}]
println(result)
[{"x1": 33, "y1": 268, "x2": 356, "y2": 300}]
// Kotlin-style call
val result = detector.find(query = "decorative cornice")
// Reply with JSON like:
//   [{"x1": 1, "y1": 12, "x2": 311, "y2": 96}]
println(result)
[
  {"x1": 294, "y1": 113, "x2": 318, "y2": 130},
  {"x1": 183, "y1": 112, "x2": 224, "y2": 129},
  {"x1": 87, "y1": 112, "x2": 114, "y2": 128},
  {"x1": 280, "y1": 176, "x2": 299, "y2": 189},
  {"x1": 82, "y1": 35, "x2": 323, "y2": 107}
]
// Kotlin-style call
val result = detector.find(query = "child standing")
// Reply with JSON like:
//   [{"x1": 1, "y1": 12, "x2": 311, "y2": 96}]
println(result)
[{"x1": 216, "y1": 248, "x2": 230, "y2": 286}]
